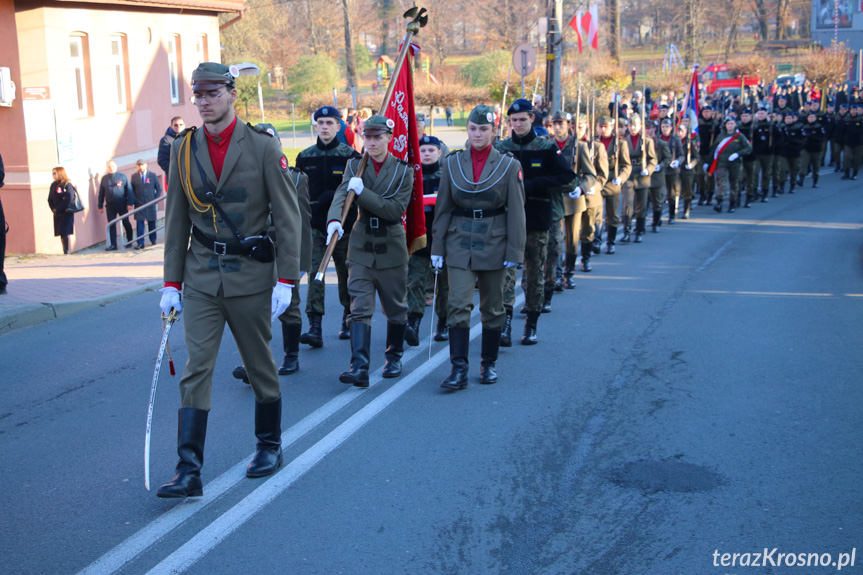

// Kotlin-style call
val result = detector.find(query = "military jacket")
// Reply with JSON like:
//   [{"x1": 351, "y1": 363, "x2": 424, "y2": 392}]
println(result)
[
  {"x1": 583, "y1": 138, "x2": 609, "y2": 210},
  {"x1": 414, "y1": 161, "x2": 442, "y2": 258},
  {"x1": 551, "y1": 137, "x2": 574, "y2": 221},
  {"x1": 780, "y1": 122, "x2": 805, "y2": 158},
  {"x1": 599, "y1": 135, "x2": 632, "y2": 196},
  {"x1": 659, "y1": 135, "x2": 684, "y2": 175},
  {"x1": 697, "y1": 117, "x2": 719, "y2": 157},
  {"x1": 710, "y1": 130, "x2": 753, "y2": 172},
  {"x1": 802, "y1": 121, "x2": 827, "y2": 154},
  {"x1": 284, "y1": 167, "x2": 312, "y2": 272},
  {"x1": 164, "y1": 121, "x2": 301, "y2": 296},
  {"x1": 679, "y1": 133, "x2": 699, "y2": 178},
  {"x1": 626, "y1": 134, "x2": 658, "y2": 189},
  {"x1": 295, "y1": 138, "x2": 362, "y2": 233},
  {"x1": 495, "y1": 130, "x2": 576, "y2": 232},
  {"x1": 833, "y1": 112, "x2": 849, "y2": 144},
  {"x1": 739, "y1": 122, "x2": 758, "y2": 162},
  {"x1": 431, "y1": 146, "x2": 526, "y2": 270},
  {"x1": 327, "y1": 154, "x2": 413, "y2": 270},
  {"x1": 842, "y1": 115, "x2": 863, "y2": 148},
  {"x1": 562, "y1": 139, "x2": 599, "y2": 217},
  {"x1": 752, "y1": 121, "x2": 780, "y2": 155}
]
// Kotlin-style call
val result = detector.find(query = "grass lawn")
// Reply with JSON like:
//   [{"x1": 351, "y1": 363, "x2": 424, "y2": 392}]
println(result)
[{"x1": 281, "y1": 148, "x2": 306, "y2": 167}]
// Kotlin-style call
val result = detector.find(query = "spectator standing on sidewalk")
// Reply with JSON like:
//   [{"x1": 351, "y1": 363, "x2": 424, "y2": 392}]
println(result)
[
  {"x1": 98, "y1": 160, "x2": 134, "y2": 251},
  {"x1": 131, "y1": 159, "x2": 163, "y2": 249},
  {"x1": 0, "y1": 153, "x2": 6, "y2": 294},
  {"x1": 158, "y1": 116, "x2": 185, "y2": 179},
  {"x1": 47, "y1": 166, "x2": 76, "y2": 254}
]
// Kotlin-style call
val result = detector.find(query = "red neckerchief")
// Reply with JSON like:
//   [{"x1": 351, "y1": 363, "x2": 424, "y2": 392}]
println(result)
[
  {"x1": 372, "y1": 157, "x2": 385, "y2": 175},
  {"x1": 629, "y1": 134, "x2": 640, "y2": 150},
  {"x1": 471, "y1": 145, "x2": 491, "y2": 183},
  {"x1": 708, "y1": 131, "x2": 740, "y2": 176},
  {"x1": 554, "y1": 138, "x2": 566, "y2": 151},
  {"x1": 600, "y1": 136, "x2": 613, "y2": 150},
  {"x1": 661, "y1": 134, "x2": 671, "y2": 142},
  {"x1": 204, "y1": 116, "x2": 237, "y2": 181}
]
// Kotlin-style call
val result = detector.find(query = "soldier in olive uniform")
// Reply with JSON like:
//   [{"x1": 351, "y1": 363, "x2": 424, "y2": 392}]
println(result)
[
  {"x1": 777, "y1": 112, "x2": 804, "y2": 193},
  {"x1": 158, "y1": 63, "x2": 302, "y2": 498},
  {"x1": 676, "y1": 123, "x2": 698, "y2": 218},
  {"x1": 738, "y1": 109, "x2": 758, "y2": 207},
  {"x1": 802, "y1": 112, "x2": 826, "y2": 187},
  {"x1": 432, "y1": 105, "x2": 526, "y2": 389},
  {"x1": 656, "y1": 119, "x2": 683, "y2": 224},
  {"x1": 495, "y1": 99, "x2": 575, "y2": 345},
  {"x1": 405, "y1": 135, "x2": 449, "y2": 346},
  {"x1": 751, "y1": 107, "x2": 776, "y2": 202},
  {"x1": 769, "y1": 111, "x2": 787, "y2": 196},
  {"x1": 622, "y1": 114, "x2": 657, "y2": 243},
  {"x1": 696, "y1": 107, "x2": 718, "y2": 206},
  {"x1": 831, "y1": 103, "x2": 848, "y2": 172},
  {"x1": 326, "y1": 115, "x2": 414, "y2": 388},
  {"x1": 295, "y1": 106, "x2": 362, "y2": 348},
  {"x1": 709, "y1": 116, "x2": 752, "y2": 213},
  {"x1": 575, "y1": 114, "x2": 604, "y2": 272},
  {"x1": 549, "y1": 111, "x2": 575, "y2": 296},
  {"x1": 841, "y1": 103, "x2": 863, "y2": 180},
  {"x1": 597, "y1": 115, "x2": 631, "y2": 252}
]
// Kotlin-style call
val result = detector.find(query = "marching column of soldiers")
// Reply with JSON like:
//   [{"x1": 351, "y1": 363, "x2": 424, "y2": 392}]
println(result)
[{"x1": 157, "y1": 64, "x2": 863, "y2": 498}]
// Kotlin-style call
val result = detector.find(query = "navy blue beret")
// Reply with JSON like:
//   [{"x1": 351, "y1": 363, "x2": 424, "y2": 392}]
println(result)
[
  {"x1": 313, "y1": 106, "x2": 340, "y2": 121},
  {"x1": 507, "y1": 98, "x2": 533, "y2": 115},
  {"x1": 419, "y1": 135, "x2": 442, "y2": 148}
]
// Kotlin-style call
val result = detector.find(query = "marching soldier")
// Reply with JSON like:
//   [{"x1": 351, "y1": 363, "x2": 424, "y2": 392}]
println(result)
[
  {"x1": 841, "y1": 103, "x2": 863, "y2": 180},
  {"x1": 831, "y1": 103, "x2": 848, "y2": 172},
  {"x1": 676, "y1": 123, "x2": 698, "y2": 219},
  {"x1": 431, "y1": 105, "x2": 526, "y2": 389},
  {"x1": 549, "y1": 111, "x2": 575, "y2": 297},
  {"x1": 598, "y1": 115, "x2": 631, "y2": 252},
  {"x1": 158, "y1": 63, "x2": 302, "y2": 498},
  {"x1": 738, "y1": 109, "x2": 758, "y2": 207},
  {"x1": 405, "y1": 135, "x2": 449, "y2": 346},
  {"x1": 697, "y1": 106, "x2": 718, "y2": 206},
  {"x1": 576, "y1": 113, "x2": 606, "y2": 272},
  {"x1": 657, "y1": 119, "x2": 683, "y2": 224},
  {"x1": 751, "y1": 106, "x2": 775, "y2": 202},
  {"x1": 708, "y1": 116, "x2": 752, "y2": 213},
  {"x1": 496, "y1": 98, "x2": 575, "y2": 345},
  {"x1": 769, "y1": 110, "x2": 787, "y2": 196},
  {"x1": 645, "y1": 120, "x2": 669, "y2": 233},
  {"x1": 622, "y1": 114, "x2": 657, "y2": 243},
  {"x1": 326, "y1": 115, "x2": 414, "y2": 387},
  {"x1": 802, "y1": 111, "x2": 826, "y2": 187},
  {"x1": 777, "y1": 111, "x2": 804, "y2": 193},
  {"x1": 295, "y1": 106, "x2": 362, "y2": 348}
]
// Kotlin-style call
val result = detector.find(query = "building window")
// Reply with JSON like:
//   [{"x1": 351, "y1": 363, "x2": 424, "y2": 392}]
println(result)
[
  {"x1": 110, "y1": 35, "x2": 129, "y2": 112},
  {"x1": 166, "y1": 35, "x2": 182, "y2": 104},
  {"x1": 195, "y1": 35, "x2": 208, "y2": 65},
  {"x1": 69, "y1": 35, "x2": 91, "y2": 117}
]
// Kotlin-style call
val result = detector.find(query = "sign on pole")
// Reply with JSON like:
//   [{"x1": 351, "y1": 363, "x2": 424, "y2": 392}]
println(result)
[{"x1": 512, "y1": 43, "x2": 537, "y2": 98}]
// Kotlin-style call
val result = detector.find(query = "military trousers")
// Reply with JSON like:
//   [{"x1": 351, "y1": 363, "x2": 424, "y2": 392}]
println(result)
[
  {"x1": 621, "y1": 182, "x2": 635, "y2": 219},
  {"x1": 447, "y1": 266, "x2": 506, "y2": 330},
  {"x1": 347, "y1": 261, "x2": 408, "y2": 326},
  {"x1": 844, "y1": 145, "x2": 863, "y2": 172},
  {"x1": 546, "y1": 219, "x2": 565, "y2": 288},
  {"x1": 776, "y1": 156, "x2": 799, "y2": 187},
  {"x1": 806, "y1": 150, "x2": 822, "y2": 180},
  {"x1": 602, "y1": 193, "x2": 622, "y2": 227},
  {"x1": 714, "y1": 166, "x2": 740, "y2": 203},
  {"x1": 634, "y1": 187, "x2": 650, "y2": 220},
  {"x1": 407, "y1": 252, "x2": 448, "y2": 319},
  {"x1": 743, "y1": 161, "x2": 758, "y2": 197},
  {"x1": 503, "y1": 266, "x2": 517, "y2": 312},
  {"x1": 563, "y1": 212, "x2": 580, "y2": 256},
  {"x1": 831, "y1": 140, "x2": 843, "y2": 166},
  {"x1": 665, "y1": 174, "x2": 681, "y2": 199},
  {"x1": 180, "y1": 285, "x2": 280, "y2": 410},
  {"x1": 306, "y1": 229, "x2": 351, "y2": 316},
  {"x1": 520, "y1": 230, "x2": 548, "y2": 313},
  {"x1": 280, "y1": 283, "x2": 303, "y2": 326},
  {"x1": 593, "y1": 198, "x2": 604, "y2": 240},
  {"x1": 697, "y1": 157, "x2": 715, "y2": 196},
  {"x1": 799, "y1": 150, "x2": 810, "y2": 178},
  {"x1": 679, "y1": 174, "x2": 695, "y2": 200},
  {"x1": 579, "y1": 205, "x2": 598, "y2": 244},
  {"x1": 756, "y1": 155, "x2": 773, "y2": 190}
]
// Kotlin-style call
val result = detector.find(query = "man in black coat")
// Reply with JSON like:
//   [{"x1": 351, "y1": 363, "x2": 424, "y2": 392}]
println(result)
[
  {"x1": 98, "y1": 160, "x2": 134, "y2": 251},
  {"x1": 131, "y1": 159, "x2": 163, "y2": 249},
  {"x1": 157, "y1": 116, "x2": 185, "y2": 178}
]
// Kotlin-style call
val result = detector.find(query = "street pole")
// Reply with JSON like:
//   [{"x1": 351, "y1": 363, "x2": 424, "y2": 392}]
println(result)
[
  {"x1": 291, "y1": 103, "x2": 296, "y2": 148},
  {"x1": 551, "y1": 0, "x2": 563, "y2": 114},
  {"x1": 521, "y1": 50, "x2": 526, "y2": 98}
]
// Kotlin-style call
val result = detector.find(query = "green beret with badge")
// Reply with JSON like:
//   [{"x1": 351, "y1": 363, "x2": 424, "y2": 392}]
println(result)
[
  {"x1": 467, "y1": 105, "x2": 495, "y2": 125},
  {"x1": 363, "y1": 115, "x2": 395, "y2": 136},
  {"x1": 191, "y1": 62, "x2": 239, "y2": 90}
]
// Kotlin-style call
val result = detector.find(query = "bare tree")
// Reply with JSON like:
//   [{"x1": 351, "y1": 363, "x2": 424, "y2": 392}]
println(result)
[{"x1": 343, "y1": 0, "x2": 359, "y2": 89}]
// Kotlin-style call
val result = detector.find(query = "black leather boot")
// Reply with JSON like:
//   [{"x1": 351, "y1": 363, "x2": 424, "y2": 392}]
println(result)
[
  {"x1": 521, "y1": 311, "x2": 539, "y2": 345},
  {"x1": 441, "y1": 326, "x2": 469, "y2": 390},
  {"x1": 338, "y1": 308, "x2": 351, "y2": 340},
  {"x1": 434, "y1": 316, "x2": 449, "y2": 341},
  {"x1": 300, "y1": 313, "x2": 323, "y2": 348},
  {"x1": 682, "y1": 199, "x2": 691, "y2": 218},
  {"x1": 580, "y1": 242, "x2": 593, "y2": 271},
  {"x1": 564, "y1": 253, "x2": 577, "y2": 288},
  {"x1": 605, "y1": 225, "x2": 617, "y2": 253},
  {"x1": 279, "y1": 323, "x2": 301, "y2": 375},
  {"x1": 157, "y1": 408, "x2": 208, "y2": 498},
  {"x1": 541, "y1": 287, "x2": 553, "y2": 313},
  {"x1": 246, "y1": 398, "x2": 283, "y2": 478},
  {"x1": 853, "y1": 170, "x2": 859, "y2": 180},
  {"x1": 620, "y1": 217, "x2": 632, "y2": 242},
  {"x1": 382, "y1": 322, "x2": 406, "y2": 378},
  {"x1": 651, "y1": 211, "x2": 661, "y2": 233},
  {"x1": 634, "y1": 217, "x2": 645, "y2": 243},
  {"x1": 500, "y1": 309, "x2": 513, "y2": 347},
  {"x1": 479, "y1": 328, "x2": 501, "y2": 384},
  {"x1": 668, "y1": 198, "x2": 677, "y2": 223},
  {"x1": 760, "y1": 188, "x2": 768, "y2": 202},
  {"x1": 728, "y1": 199, "x2": 736, "y2": 213},
  {"x1": 842, "y1": 169, "x2": 851, "y2": 180},
  {"x1": 812, "y1": 173, "x2": 819, "y2": 188},
  {"x1": 744, "y1": 195, "x2": 752, "y2": 208},
  {"x1": 339, "y1": 323, "x2": 371, "y2": 387},
  {"x1": 232, "y1": 365, "x2": 250, "y2": 384},
  {"x1": 404, "y1": 312, "x2": 422, "y2": 347}
]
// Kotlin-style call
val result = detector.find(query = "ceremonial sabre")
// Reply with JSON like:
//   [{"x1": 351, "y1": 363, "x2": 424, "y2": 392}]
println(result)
[
  {"x1": 315, "y1": 6, "x2": 428, "y2": 283},
  {"x1": 145, "y1": 309, "x2": 177, "y2": 491},
  {"x1": 428, "y1": 268, "x2": 439, "y2": 361}
]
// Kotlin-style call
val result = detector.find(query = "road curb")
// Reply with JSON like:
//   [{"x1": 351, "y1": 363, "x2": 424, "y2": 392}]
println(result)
[{"x1": 0, "y1": 280, "x2": 162, "y2": 336}]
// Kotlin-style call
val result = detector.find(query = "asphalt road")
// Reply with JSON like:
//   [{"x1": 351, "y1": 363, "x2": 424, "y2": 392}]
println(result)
[{"x1": 1, "y1": 173, "x2": 861, "y2": 575}]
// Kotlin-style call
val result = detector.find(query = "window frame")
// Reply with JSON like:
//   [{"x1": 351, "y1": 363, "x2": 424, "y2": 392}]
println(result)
[
  {"x1": 110, "y1": 34, "x2": 130, "y2": 112},
  {"x1": 69, "y1": 34, "x2": 92, "y2": 117}
]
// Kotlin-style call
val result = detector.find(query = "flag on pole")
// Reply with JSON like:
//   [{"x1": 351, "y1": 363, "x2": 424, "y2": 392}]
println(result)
[
  {"x1": 679, "y1": 68, "x2": 700, "y2": 133},
  {"x1": 569, "y1": 13, "x2": 583, "y2": 53},
  {"x1": 582, "y1": 3, "x2": 599, "y2": 50},
  {"x1": 385, "y1": 41, "x2": 427, "y2": 254}
]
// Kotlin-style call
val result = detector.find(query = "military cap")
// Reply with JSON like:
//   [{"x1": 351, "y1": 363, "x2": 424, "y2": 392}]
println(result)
[
  {"x1": 551, "y1": 110, "x2": 571, "y2": 122},
  {"x1": 741, "y1": 108, "x2": 753, "y2": 115},
  {"x1": 660, "y1": 118, "x2": 673, "y2": 126},
  {"x1": 630, "y1": 113, "x2": 642, "y2": 125},
  {"x1": 598, "y1": 115, "x2": 614, "y2": 125},
  {"x1": 839, "y1": 103, "x2": 849, "y2": 109},
  {"x1": 507, "y1": 98, "x2": 533, "y2": 115},
  {"x1": 467, "y1": 105, "x2": 495, "y2": 125},
  {"x1": 659, "y1": 103, "x2": 669, "y2": 110},
  {"x1": 723, "y1": 115, "x2": 737, "y2": 123},
  {"x1": 416, "y1": 113, "x2": 426, "y2": 122},
  {"x1": 255, "y1": 123, "x2": 278, "y2": 137},
  {"x1": 758, "y1": 104, "x2": 769, "y2": 111},
  {"x1": 777, "y1": 93, "x2": 788, "y2": 100},
  {"x1": 419, "y1": 135, "x2": 442, "y2": 149},
  {"x1": 363, "y1": 114, "x2": 395, "y2": 136},
  {"x1": 191, "y1": 62, "x2": 237, "y2": 91},
  {"x1": 313, "y1": 106, "x2": 340, "y2": 121},
  {"x1": 784, "y1": 110, "x2": 798, "y2": 118}
]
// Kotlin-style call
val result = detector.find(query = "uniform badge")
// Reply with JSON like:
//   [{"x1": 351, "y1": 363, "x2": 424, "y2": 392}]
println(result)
[
  {"x1": 386, "y1": 118, "x2": 395, "y2": 129},
  {"x1": 280, "y1": 156, "x2": 288, "y2": 171},
  {"x1": 518, "y1": 170, "x2": 523, "y2": 181},
  {"x1": 513, "y1": 103, "x2": 520, "y2": 111},
  {"x1": 322, "y1": 108, "x2": 328, "y2": 115},
  {"x1": 229, "y1": 65, "x2": 240, "y2": 78},
  {"x1": 486, "y1": 112, "x2": 494, "y2": 123}
]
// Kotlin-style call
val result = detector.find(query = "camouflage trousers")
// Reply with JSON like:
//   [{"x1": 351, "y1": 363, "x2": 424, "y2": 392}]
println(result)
[
  {"x1": 714, "y1": 166, "x2": 741, "y2": 203},
  {"x1": 544, "y1": 220, "x2": 564, "y2": 289},
  {"x1": 306, "y1": 229, "x2": 351, "y2": 316},
  {"x1": 697, "y1": 158, "x2": 715, "y2": 197},
  {"x1": 406, "y1": 253, "x2": 449, "y2": 319},
  {"x1": 520, "y1": 230, "x2": 549, "y2": 313}
]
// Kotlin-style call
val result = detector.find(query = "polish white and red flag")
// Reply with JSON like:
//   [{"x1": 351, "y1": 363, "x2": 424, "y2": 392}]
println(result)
[{"x1": 569, "y1": 4, "x2": 599, "y2": 53}]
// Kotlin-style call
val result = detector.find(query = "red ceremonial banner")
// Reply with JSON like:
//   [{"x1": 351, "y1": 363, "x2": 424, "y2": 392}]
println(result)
[{"x1": 385, "y1": 46, "x2": 427, "y2": 254}]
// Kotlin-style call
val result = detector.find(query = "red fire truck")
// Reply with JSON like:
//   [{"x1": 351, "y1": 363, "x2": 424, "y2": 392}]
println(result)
[{"x1": 700, "y1": 64, "x2": 760, "y2": 95}]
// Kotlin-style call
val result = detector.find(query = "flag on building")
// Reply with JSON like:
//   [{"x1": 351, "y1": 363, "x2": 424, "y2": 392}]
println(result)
[
  {"x1": 384, "y1": 42, "x2": 427, "y2": 254},
  {"x1": 569, "y1": 4, "x2": 599, "y2": 53}
]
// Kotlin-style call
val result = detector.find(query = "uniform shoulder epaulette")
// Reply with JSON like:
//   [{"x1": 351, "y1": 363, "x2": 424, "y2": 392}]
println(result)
[
  {"x1": 177, "y1": 126, "x2": 196, "y2": 138},
  {"x1": 396, "y1": 158, "x2": 410, "y2": 167},
  {"x1": 445, "y1": 149, "x2": 460, "y2": 158},
  {"x1": 248, "y1": 123, "x2": 274, "y2": 137}
]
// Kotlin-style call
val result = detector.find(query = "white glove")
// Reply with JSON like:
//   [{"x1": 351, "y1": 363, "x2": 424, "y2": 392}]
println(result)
[
  {"x1": 612, "y1": 178, "x2": 622, "y2": 186},
  {"x1": 703, "y1": 163, "x2": 709, "y2": 172},
  {"x1": 585, "y1": 185, "x2": 597, "y2": 195},
  {"x1": 159, "y1": 287, "x2": 182, "y2": 317},
  {"x1": 569, "y1": 186, "x2": 582, "y2": 199},
  {"x1": 271, "y1": 282, "x2": 293, "y2": 322},
  {"x1": 654, "y1": 165, "x2": 661, "y2": 173},
  {"x1": 685, "y1": 163, "x2": 694, "y2": 170},
  {"x1": 503, "y1": 261, "x2": 517, "y2": 268},
  {"x1": 326, "y1": 221, "x2": 344, "y2": 245},
  {"x1": 640, "y1": 169, "x2": 649, "y2": 176},
  {"x1": 348, "y1": 176, "x2": 364, "y2": 195},
  {"x1": 431, "y1": 255, "x2": 444, "y2": 269},
  {"x1": 728, "y1": 153, "x2": 739, "y2": 162},
  {"x1": 670, "y1": 160, "x2": 680, "y2": 169}
]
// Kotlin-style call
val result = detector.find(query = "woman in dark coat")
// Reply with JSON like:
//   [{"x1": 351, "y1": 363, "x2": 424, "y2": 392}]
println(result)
[{"x1": 47, "y1": 166, "x2": 75, "y2": 254}]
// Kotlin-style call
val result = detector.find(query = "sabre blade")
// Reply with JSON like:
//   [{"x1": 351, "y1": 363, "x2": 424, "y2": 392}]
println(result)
[{"x1": 145, "y1": 315, "x2": 176, "y2": 491}]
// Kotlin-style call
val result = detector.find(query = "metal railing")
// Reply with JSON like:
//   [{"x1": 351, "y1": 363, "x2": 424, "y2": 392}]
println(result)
[{"x1": 105, "y1": 195, "x2": 168, "y2": 253}]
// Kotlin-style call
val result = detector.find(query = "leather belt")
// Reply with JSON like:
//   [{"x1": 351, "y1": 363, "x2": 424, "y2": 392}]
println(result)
[
  {"x1": 192, "y1": 226, "x2": 246, "y2": 256},
  {"x1": 359, "y1": 214, "x2": 399, "y2": 230},
  {"x1": 451, "y1": 206, "x2": 506, "y2": 219}
]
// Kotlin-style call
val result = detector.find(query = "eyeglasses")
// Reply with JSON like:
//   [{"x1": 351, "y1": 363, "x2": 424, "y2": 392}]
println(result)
[{"x1": 190, "y1": 90, "x2": 226, "y2": 105}]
